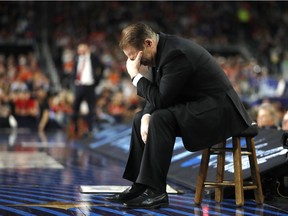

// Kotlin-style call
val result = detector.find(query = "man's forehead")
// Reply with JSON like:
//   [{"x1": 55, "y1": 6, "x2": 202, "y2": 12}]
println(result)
[{"x1": 123, "y1": 45, "x2": 138, "y2": 56}]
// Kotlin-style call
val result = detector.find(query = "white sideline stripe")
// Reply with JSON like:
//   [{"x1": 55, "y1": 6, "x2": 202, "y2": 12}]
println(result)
[{"x1": 80, "y1": 185, "x2": 179, "y2": 194}]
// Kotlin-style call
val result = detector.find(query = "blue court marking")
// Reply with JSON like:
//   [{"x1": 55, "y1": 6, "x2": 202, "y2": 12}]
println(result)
[
  {"x1": 2, "y1": 187, "x2": 76, "y2": 200},
  {"x1": 220, "y1": 202, "x2": 288, "y2": 215},
  {"x1": 223, "y1": 199, "x2": 288, "y2": 215},
  {"x1": 29, "y1": 207, "x2": 71, "y2": 216},
  {"x1": 214, "y1": 205, "x2": 259, "y2": 216},
  {"x1": 0, "y1": 198, "x2": 70, "y2": 216},
  {"x1": 170, "y1": 197, "x2": 283, "y2": 216},
  {"x1": 0, "y1": 206, "x2": 37, "y2": 216},
  {"x1": 166, "y1": 203, "x2": 230, "y2": 216},
  {"x1": 169, "y1": 196, "x2": 272, "y2": 216},
  {"x1": 0, "y1": 196, "x2": 95, "y2": 216},
  {"x1": 243, "y1": 205, "x2": 288, "y2": 215},
  {"x1": 9, "y1": 187, "x2": 78, "y2": 196},
  {"x1": 0, "y1": 194, "x2": 43, "y2": 203},
  {"x1": 169, "y1": 196, "x2": 215, "y2": 205},
  {"x1": 94, "y1": 124, "x2": 130, "y2": 139},
  {"x1": 0, "y1": 167, "x2": 103, "y2": 185},
  {"x1": 171, "y1": 150, "x2": 194, "y2": 163},
  {"x1": 168, "y1": 202, "x2": 237, "y2": 216},
  {"x1": 90, "y1": 198, "x2": 124, "y2": 207},
  {"x1": 134, "y1": 209, "x2": 168, "y2": 216},
  {"x1": 161, "y1": 207, "x2": 206, "y2": 215},
  {"x1": 91, "y1": 206, "x2": 135, "y2": 215},
  {"x1": 69, "y1": 208, "x2": 102, "y2": 216},
  {"x1": 0, "y1": 191, "x2": 70, "y2": 203},
  {"x1": 90, "y1": 127, "x2": 131, "y2": 148},
  {"x1": 180, "y1": 156, "x2": 202, "y2": 167}
]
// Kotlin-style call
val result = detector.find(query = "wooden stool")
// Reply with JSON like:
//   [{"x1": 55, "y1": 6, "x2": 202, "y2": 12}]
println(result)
[{"x1": 194, "y1": 124, "x2": 264, "y2": 206}]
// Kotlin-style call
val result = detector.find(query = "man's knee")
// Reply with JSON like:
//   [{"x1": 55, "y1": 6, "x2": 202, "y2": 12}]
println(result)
[{"x1": 150, "y1": 109, "x2": 175, "y2": 126}]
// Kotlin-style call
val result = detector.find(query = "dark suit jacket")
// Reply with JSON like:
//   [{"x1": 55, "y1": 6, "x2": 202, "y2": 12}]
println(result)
[
  {"x1": 73, "y1": 53, "x2": 104, "y2": 86},
  {"x1": 137, "y1": 33, "x2": 253, "y2": 151}
]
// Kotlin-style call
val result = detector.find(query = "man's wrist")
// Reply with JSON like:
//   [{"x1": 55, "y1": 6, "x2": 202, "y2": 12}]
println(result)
[
  {"x1": 141, "y1": 113, "x2": 151, "y2": 122},
  {"x1": 132, "y1": 73, "x2": 143, "y2": 86},
  {"x1": 142, "y1": 113, "x2": 151, "y2": 119}
]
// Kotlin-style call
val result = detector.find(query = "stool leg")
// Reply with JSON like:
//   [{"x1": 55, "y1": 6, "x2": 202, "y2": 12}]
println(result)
[
  {"x1": 246, "y1": 137, "x2": 264, "y2": 204},
  {"x1": 215, "y1": 142, "x2": 225, "y2": 202},
  {"x1": 233, "y1": 137, "x2": 244, "y2": 206},
  {"x1": 194, "y1": 148, "x2": 210, "y2": 205}
]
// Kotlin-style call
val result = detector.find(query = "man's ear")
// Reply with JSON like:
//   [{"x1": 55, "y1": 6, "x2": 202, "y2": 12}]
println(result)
[{"x1": 144, "y1": 39, "x2": 153, "y2": 47}]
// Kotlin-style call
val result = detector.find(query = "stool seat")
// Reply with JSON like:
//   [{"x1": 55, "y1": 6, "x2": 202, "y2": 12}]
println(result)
[
  {"x1": 194, "y1": 124, "x2": 264, "y2": 206},
  {"x1": 234, "y1": 123, "x2": 258, "y2": 137}
]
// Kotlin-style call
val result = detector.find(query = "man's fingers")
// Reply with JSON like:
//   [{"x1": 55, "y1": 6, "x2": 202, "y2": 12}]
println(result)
[
  {"x1": 135, "y1": 51, "x2": 143, "y2": 62},
  {"x1": 141, "y1": 129, "x2": 147, "y2": 144},
  {"x1": 141, "y1": 133, "x2": 147, "y2": 144}
]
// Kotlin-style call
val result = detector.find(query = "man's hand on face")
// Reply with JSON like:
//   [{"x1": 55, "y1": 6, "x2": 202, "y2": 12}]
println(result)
[{"x1": 126, "y1": 51, "x2": 143, "y2": 79}]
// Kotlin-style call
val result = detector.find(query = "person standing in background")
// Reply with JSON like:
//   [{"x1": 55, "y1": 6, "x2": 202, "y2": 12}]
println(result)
[{"x1": 72, "y1": 43, "x2": 104, "y2": 138}]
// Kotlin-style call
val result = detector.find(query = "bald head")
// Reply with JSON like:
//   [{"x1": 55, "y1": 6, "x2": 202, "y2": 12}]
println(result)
[
  {"x1": 119, "y1": 23, "x2": 156, "y2": 50},
  {"x1": 77, "y1": 43, "x2": 90, "y2": 56}
]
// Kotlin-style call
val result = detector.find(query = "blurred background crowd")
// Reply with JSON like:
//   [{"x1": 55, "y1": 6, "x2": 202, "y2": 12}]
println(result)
[{"x1": 0, "y1": 1, "x2": 288, "y2": 134}]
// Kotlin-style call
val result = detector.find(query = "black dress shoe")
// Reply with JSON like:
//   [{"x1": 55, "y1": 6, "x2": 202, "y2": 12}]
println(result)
[
  {"x1": 105, "y1": 183, "x2": 146, "y2": 203},
  {"x1": 123, "y1": 188, "x2": 169, "y2": 209}
]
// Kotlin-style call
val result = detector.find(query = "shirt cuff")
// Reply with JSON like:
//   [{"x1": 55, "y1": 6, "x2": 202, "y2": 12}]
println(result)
[
  {"x1": 142, "y1": 113, "x2": 151, "y2": 118},
  {"x1": 132, "y1": 73, "x2": 143, "y2": 87}
]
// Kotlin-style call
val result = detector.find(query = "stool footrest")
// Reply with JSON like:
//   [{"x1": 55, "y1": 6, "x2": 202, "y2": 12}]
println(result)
[
  {"x1": 204, "y1": 181, "x2": 235, "y2": 187},
  {"x1": 204, "y1": 181, "x2": 257, "y2": 189},
  {"x1": 209, "y1": 148, "x2": 252, "y2": 155},
  {"x1": 243, "y1": 185, "x2": 258, "y2": 190}
]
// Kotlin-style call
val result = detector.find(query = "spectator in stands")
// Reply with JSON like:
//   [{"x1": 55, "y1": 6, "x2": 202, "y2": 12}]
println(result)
[
  {"x1": 0, "y1": 89, "x2": 17, "y2": 129},
  {"x1": 256, "y1": 102, "x2": 280, "y2": 129},
  {"x1": 34, "y1": 86, "x2": 50, "y2": 132},
  {"x1": 107, "y1": 92, "x2": 126, "y2": 123},
  {"x1": 71, "y1": 42, "x2": 104, "y2": 137},
  {"x1": 16, "y1": 55, "x2": 33, "y2": 88},
  {"x1": 0, "y1": 55, "x2": 17, "y2": 129},
  {"x1": 281, "y1": 111, "x2": 288, "y2": 131},
  {"x1": 61, "y1": 44, "x2": 75, "y2": 90},
  {"x1": 50, "y1": 89, "x2": 73, "y2": 128},
  {"x1": 13, "y1": 85, "x2": 38, "y2": 128},
  {"x1": 6, "y1": 55, "x2": 17, "y2": 81}
]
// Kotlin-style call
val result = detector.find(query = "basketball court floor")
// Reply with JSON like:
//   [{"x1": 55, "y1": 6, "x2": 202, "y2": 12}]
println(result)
[{"x1": 0, "y1": 124, "x2": 287, "y2": 216}]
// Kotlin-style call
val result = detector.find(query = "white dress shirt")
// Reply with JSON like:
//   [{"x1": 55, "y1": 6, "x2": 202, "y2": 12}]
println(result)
[{"x1": 77, "y1": 53, "x2": 94, "y2": 85}]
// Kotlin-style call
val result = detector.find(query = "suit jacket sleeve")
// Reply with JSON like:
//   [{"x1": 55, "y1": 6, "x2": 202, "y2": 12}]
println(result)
[
  {"x1": 73, "y1": 56, "x2": 79, "y2": 80},
  {"x1": 142, "y1": 101, "x2": 156, "y2": 115},
  {"x1": 91, "y1": 55, "x2": 104, "y2": 86},
  {"x1": 136, "y1": 52, "x2": 192, "y2": 109}
]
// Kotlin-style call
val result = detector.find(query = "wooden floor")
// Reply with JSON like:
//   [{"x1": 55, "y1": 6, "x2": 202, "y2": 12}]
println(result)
[{"x1": 0, "y1": 125, "x2": 287, "y2": 216}]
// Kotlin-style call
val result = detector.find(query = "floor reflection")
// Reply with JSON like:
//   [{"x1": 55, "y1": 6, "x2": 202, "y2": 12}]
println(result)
[{"x1": 0, "y1": 127, "x2": 286, "y2": 215}]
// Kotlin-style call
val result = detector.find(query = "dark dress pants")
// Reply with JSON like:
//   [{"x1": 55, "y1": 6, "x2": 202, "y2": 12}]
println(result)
[
  {"x1": 123, "y1": 109, "x2": 180, "y2": 192},
  {"x1": 72, "y1": 85, "x2": 95, "y2": 132}
]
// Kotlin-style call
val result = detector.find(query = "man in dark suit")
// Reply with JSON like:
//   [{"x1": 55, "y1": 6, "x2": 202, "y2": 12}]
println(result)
[
  {"x1": 72, "y1": 43, "x2": 103, "y2": 138},
  {"x1": 107, "y1": 23, "x2": 253, "y2": 208}
]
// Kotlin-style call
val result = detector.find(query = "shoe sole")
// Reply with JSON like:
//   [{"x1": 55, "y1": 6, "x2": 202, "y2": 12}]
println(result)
[{"x1": 124, "y1": 202, "x2": 169, "y2": 209}]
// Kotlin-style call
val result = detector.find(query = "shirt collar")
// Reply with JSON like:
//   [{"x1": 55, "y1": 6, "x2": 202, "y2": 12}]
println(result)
[{"x1": 155, "y1": 32, "x2": 166, "y2": 67}]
